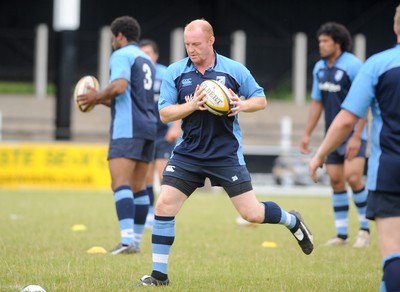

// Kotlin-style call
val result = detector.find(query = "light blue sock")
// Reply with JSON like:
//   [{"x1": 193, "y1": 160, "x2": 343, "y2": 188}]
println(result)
[
  {"x1": 332, "y1": 191, "x2": 349, "y2": 238},
  {"x1": 352, "y1": 187, "x2": 369, "y2": 231},
  {"x1": 152, "y1": 216, "x2": 175, "y2": 277}
]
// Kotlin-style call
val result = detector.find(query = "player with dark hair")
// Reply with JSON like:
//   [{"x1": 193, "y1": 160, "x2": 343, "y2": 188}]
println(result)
[
  {"x1": 310, "y1": 5, "x2": 400, "y2": 290},
  {"x1": 136, "y1": 19, "x2": 313, "y2": 287},
  {"x1": 77, "y1": 16, "x2": 156, "y2": 255},
  {"x1": 139, "y1": 39, "x2": 181, "y2": 229},
  {"x1": 300, "y1": 22, "x2": 370, "y2": 247}
]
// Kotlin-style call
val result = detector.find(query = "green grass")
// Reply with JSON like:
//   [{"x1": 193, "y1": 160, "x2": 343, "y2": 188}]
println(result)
[
  {"x1": 0, "y1": 81, "x2": 55, "y2": 95},
  {"x1": 0, "y1": 190, "x2": 381, "y2": 291}
]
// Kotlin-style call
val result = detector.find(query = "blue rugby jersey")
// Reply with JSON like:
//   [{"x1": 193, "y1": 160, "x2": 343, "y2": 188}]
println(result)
[
  {"x1": 109, "y1": 44, "x2": 157, "y2": 140},
  {"x1": 158, "y1": 52, "x2": 265, "y2": 166},
  {"x1": 342, "y1": 44, "x2": 400, "y2": 193},
  {"x1": 153, "y1": 63, "x2": 170, "y2": 142},
  {"x1": 311, "y1": 52, "x2": 367, "y2": 140}
]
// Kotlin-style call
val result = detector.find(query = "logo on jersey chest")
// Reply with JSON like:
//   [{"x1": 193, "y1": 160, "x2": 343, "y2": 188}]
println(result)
[{"x1": 181, "y1": 78, "x2": 192, "y2": 87}]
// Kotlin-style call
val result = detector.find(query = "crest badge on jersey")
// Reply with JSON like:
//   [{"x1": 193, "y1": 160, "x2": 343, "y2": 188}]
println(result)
[
  {"x1": 335, "y1": 70, "x2": 344, "y2": 81},
  {"x1": 216, "y1": 76, "x2": 226, "y2": 85}
]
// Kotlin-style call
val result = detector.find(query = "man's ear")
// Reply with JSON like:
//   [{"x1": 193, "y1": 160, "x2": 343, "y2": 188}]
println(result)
[{"x1": 209, "y1": 36, "x2": 215, "y2": 46}]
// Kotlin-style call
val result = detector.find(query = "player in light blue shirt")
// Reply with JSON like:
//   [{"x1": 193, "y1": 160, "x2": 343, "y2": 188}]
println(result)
[
  {"x1": 77, "y1": 16, "x2": 156, "y2": 255},
  {"x1": 137, "y1": 19, "x2": 313, "y2": 287},
  {"x1": 309, "y1": 5, "x2": 400, "y2": 291}
]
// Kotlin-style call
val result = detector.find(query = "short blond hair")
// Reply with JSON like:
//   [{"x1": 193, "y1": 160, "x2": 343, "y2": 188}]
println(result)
[
  {"x1": 184, "y1": 19, "x2": 214, "y2": 37},
  {"x1": 395, "y1": 4, "x2": 400, "y2": 34}
]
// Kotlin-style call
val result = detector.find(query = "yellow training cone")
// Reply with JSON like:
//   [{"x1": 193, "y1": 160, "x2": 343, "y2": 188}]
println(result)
[
  {"x1": 71, "y1": 224, "x2": 87, "y2": 231},
  {"x1": 261, "y1": 241, "x2": 278, "y2": 248},
  {"x1": 86, "y1": 246, "x2": 107, "y2": 254}
]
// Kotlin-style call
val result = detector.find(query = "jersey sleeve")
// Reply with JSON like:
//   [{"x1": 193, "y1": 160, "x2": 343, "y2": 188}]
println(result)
[
  {"x1": 311, "y1": 62, "x2": 322, "y2": 100},
  {"x1": 110, "y1": 51, "x2": 131, "y2": 82},
  {"x1": 341, "y1": 60, "x2": 376, "y2": 118},
  {"x1": 158, "y1": 66, "x2": 178, "y2": 110}
]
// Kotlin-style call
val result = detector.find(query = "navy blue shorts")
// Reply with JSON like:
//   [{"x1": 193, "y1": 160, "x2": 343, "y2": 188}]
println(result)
[
  {"x1": 154, "y1": 139, "x2": 175, "y2": 160},
  {"x1": 108, "y1": 138, "x2": 155, "y2": 163},
  {"x1": 161, "y1": 158, "x2": 253, "y2": 197},
  {"x1": 366, "y1": 190, "x2": 400, "y2": 220},
  {"x1": 326, "y1": 140, "x2": 367, "y2": 164}
]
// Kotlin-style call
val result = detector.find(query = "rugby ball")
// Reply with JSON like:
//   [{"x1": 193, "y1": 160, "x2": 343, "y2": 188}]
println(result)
[
  {"x1": 73, "y1": 75, "x2": 99, "y2": 113},
  {"x1": 200, "y1": 80, "x2": 231, "y2": 116}
]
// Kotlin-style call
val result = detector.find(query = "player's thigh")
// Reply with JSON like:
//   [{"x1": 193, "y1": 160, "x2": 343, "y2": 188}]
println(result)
[
  {"x1": 326, "y1": 163, "x2": 346, "y2": 189},
  {"x1": 145, "y1": 161, "x2": 156, "y2": 184},
  {"x1": 376, "y1": 217, "x2": 400, "y2": 258},
  {"x1": 109, "y1": 157, "x2": 136, "y2": 189},
  {"x1": 131, "y1": 161, "x2": 150, "y2": 192},
  {"x1": 155, "y1": 158, "x2": 168, "y2": 180},
  {"x1": 155, "y1": 184, "x2": 188, "y2": 216}
]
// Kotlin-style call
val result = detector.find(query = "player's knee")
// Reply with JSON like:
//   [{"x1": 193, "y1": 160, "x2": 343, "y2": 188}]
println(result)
[{"x1": 241, "y1": 211, "x2": 263, "y2": 224}]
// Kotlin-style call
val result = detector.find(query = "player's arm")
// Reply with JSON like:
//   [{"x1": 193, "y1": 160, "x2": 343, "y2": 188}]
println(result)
[
  {"x1": 309, "y1": 109, "x2": 359, "y2": 182},
  {"x1": 77, "y1": 78, "x2": 128, "y2": 108},
  {"x1": 159, "y1": 85, "x2": 207, "y2": 123},
  {"x1": 165, "y1": 120, "x2": 182, "y2": 143},
  {"x1": 228, "y1": 92, "x2": 267, "y2": 116},
  {"x1": 300, "y1": 100, "x2": 323, "y2": 154}
]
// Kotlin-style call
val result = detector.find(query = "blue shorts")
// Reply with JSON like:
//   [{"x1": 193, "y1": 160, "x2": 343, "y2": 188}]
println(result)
[
  {"x1": 108, "y1": 138, "x2": 155, "y2": 163},
  {"x1": 326, "y1": 140, "x2": 367, "y2": 164},
  {"x1": 366, "y1": 190, "x2": 400, "y2": 220},
  {"x1": 162, "y1": 158, "x2": 253, "y2": 197},
  {"x1": 154, "y1": 139, "x2": 175, "y2": 160}
]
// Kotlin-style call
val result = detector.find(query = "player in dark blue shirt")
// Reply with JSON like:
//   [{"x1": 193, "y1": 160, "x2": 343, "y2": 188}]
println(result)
[
  {"x1": 139, "y1": 39, "x2": 181, "y2": 230},
  {"x1": 77, "y1": 16, "x2": 156, "y2": 255},
  {"x1": 137, "y1": 19, "x2": 313, "y2": 287},
  {"x1": 300, "y1": 22, "x2": 370, "y2": 247},
  {"x1": 309, "y1": 5, "x2": 400, "y2": 291}
]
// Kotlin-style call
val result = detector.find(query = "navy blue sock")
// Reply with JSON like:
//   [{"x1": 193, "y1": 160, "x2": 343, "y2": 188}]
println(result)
[
  {"x1": 382, "y1": 254, "x2": 400, "y2": 292},
  {"x1": 133, "y1": 189, "x2": 149, "y2": 248},
  {"x1": 114, "y1": 185, "x2": 134, "y2": 245}
]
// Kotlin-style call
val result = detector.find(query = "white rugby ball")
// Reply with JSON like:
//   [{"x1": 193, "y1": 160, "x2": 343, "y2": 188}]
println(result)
[
  {"x1": 21, "y1": 285, "x2": 46, "y2": 292},
  {"x1": 200, "y1": 80, "x2": 231, "y2": 116},
  {"x1": 73, "y1": 75, "x2": 99, "y2": 113}
]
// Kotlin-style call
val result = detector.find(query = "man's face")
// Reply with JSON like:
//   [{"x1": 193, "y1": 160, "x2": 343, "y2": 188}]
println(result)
[
  {"x1": 140, "y1": 45, "x2": 158, "y2": 64},
  {"x1": 184, "y1": 27, "x2": 214, "y2": 66},
  {"x1": 111, "y1": 32, "x2": 122, "y2": 50},
  {"x1": 318, "y1": 34, "x2": 339, "y2": 59}
]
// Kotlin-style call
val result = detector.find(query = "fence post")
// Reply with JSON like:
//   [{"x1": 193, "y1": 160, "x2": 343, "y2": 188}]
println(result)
[
  {"x1": 170, "y1": 28, "x2": 185, "y2": 63},
  {"x1": 353, "y1": 33, "x2": 366, "y2": 61},
  {"x1": 293, "y1": 32, "x2": 307, "y2": 106},
  {"x1": 231, "y1": 30, "x2": 246, "y2": 65},
  {"x1": 98, "y1": 26, "x2": 111, "y2": 89},
  {"x1": 34, "y1": 23, "x2": 48, "y2": 99}
]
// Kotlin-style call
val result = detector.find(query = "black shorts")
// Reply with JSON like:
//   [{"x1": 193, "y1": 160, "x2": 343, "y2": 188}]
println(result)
[
  {"x1": 161, "y1": 158, "x2": 253, "y2": 198},
  {"x1": 108, "y1": 138, "x2": 155, "y2": 163},
  {"x1": 326, "y1": 140, "x2": 367, "y2": 164},
  {"x1": 366, "y1": 190, "x2": 400, "y2": 220}
]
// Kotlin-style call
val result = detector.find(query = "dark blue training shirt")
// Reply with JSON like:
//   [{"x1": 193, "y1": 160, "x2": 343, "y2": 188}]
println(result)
[
  {"x1": 342, "y1": 44, "x2": 400, "y2": 193},
  {"x1": 153, "y1": 63, "x2": 169, "y2": 142},
  {"x1": 311, "y1": 52, "x2": 368, "y2": 140},
  {"x1": 158, "y1": 52, "x2": 265, "y2": 167},
  {"x1": 109, "y1": 43, "x2": 157, "y2": 141}
]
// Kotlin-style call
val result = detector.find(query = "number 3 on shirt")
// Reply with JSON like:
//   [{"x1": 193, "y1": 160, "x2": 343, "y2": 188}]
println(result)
[{"x1": 143, "y1": 63, "x2": 153, "y2": 90}]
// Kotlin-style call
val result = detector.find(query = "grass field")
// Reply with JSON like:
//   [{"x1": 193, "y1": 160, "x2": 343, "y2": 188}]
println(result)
[{"x1": 0, "y1": 189, "x2": 381, "y2": 291}]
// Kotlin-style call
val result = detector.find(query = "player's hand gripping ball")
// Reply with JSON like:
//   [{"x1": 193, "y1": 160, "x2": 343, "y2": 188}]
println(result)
[
  {"x1": 73, "y1": 75, "x2": 99, "y2": 113},
  {"x1": 200, "y1": 80, "x2": 232, "y2": 116}
]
